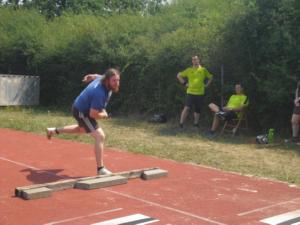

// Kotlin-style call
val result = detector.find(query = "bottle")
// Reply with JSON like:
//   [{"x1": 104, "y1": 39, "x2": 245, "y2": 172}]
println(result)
[{"x1": 268, "y1": 128, "x2": 275, "y2": 144}]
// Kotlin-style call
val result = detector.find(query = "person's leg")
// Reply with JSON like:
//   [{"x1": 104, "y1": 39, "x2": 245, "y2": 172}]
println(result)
[
  {"x1": 209, "y1": 102, "x2": 229, "y2": 121},
  {"x1": 180, "y1": 106, "x2": 190, "y2": 127},
  {"x1": 208, "y1": 103, "x2": 220, "y2": 113},
  {"x1": 291, "y1": 106, "x2": 300, "y2": 143},
  {"x1": 193, "y1": 112, "x2": 200, "y2": 126},
  {"x1": 180, "y1": 94, "x2": 194, "y2": 127},
  {"x1": 205, "y1": 114, "x2": 220, "y2": 138},
  {"x1": 211, "y1": 114, "x2": 220, "y2": 132},
  {"x1": 291, "y1": 113, "x2": 300, "y2": 139},
  {"x1": 47, "y1": 106, "x2": 86, "y2": 139},
  {"x1": 90, "y1": 127, "x2": 105, "y2": 168},
  {"x1": 193, "y1": 95, "x2": 204, "y2": 126},
  {"x1": 46, "y1": 125, "x2": 86, "y2": 139},
  {"x1": 57, "y1": 125, "x2": 86, "y2": 134},
  {"x1": 90, "y1": 127, "x2": 112, "y2": 175}
]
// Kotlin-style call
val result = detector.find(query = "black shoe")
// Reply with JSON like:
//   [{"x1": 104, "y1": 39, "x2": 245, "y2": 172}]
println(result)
[
  {"x1": 193, "y1": 123, "x2": 199, "y2": 128},
  {"x1": 179, "y1": 123, "x2": 183, "y2": 129}
]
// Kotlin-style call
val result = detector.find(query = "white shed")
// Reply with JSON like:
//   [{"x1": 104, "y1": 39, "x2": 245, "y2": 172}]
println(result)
[{"x1": 0, "y1": 75, "x2": 40, "y2": 106}]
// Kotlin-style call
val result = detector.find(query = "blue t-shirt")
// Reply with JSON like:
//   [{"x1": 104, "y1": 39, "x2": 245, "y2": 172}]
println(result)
[{"x1": 74, "y1": 78, "x2": 111, "y2": 114}]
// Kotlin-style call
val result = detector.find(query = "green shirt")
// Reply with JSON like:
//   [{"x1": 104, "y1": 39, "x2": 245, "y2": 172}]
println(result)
[
  {"x1": 227, "y1": 94, "x2": 248, "y2": 109},
  {"x1": 227, "y1": 94, "x2": 248, "y2": 118},
  {"x1": 179, "y1": 66, "x2": 213, "y2": 95}
]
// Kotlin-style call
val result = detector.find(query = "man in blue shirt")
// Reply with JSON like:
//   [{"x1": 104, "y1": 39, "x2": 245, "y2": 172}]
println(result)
[{"x1": 46, "y1": 68, "x2": 120, "y2": 175}]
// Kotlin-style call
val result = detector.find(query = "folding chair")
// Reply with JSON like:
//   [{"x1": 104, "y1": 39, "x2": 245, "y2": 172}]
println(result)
[{"x1": 220, "y1": 108, "x2": 248, "y2": 136}]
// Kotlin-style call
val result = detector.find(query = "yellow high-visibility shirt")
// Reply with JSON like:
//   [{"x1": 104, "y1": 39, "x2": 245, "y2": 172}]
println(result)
[
  {"x1": 227, "y1": 94, "x2": 248, "y2": 109},
  {"x1": 179, "y1": 66, "x2": 213, "y2": 95}
]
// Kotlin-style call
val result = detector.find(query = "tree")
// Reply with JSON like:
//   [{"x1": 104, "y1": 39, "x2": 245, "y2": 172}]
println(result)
[{"x1": 0, "y1": 0, "x2": 167, "y2": 18}]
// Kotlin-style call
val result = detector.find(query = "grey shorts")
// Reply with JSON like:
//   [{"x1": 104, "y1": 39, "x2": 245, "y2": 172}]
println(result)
[{"x1": 72, "y1": 106, "x2": 98, "y2": 133}]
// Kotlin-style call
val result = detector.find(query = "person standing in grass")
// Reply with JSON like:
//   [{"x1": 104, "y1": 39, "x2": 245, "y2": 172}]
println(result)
[
  {"x1": 290, "y1": 81, "x2": 300, "y2": 145},
  {"x1": 177, "y1": 55, "x2": 213, "y2": 128},
  {"x1": 46, "y1": 68, "x2": 120, "y2": 175}
]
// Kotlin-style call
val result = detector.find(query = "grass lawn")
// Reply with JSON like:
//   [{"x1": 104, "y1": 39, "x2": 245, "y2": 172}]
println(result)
[{"x1": 0, "y1": 106, "x2": 299, "y2": 185}]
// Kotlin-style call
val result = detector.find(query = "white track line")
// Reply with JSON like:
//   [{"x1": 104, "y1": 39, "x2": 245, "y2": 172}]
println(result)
[
  {"x1": 0, "y1": 156, "x2": 65, "y2": 178},
  {"x1": 238, "y1": 197, "x2": 300, "y2": 216},
  {"x1": 0, "y1": 156, "x2": 41, "y2": 170},
  {"x1": 44, "y1": 208, "x2": 123, "y2": 225},
  {"x1": 104, "y1": 189, "x2": 227, "y2": 225}
]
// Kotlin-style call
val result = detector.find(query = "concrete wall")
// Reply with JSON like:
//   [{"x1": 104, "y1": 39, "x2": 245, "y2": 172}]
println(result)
[{"x1": 0, "y1": 75, "x2": 40, "y2": 106}]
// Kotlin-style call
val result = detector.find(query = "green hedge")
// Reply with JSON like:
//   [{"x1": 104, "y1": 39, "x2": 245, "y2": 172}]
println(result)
[{"x1": 0, "y1": 0, "x2": 299, "y2": 132}]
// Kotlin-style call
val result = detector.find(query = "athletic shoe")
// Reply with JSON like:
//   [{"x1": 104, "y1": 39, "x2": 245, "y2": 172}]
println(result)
[
  {"x1": 46, "y1": 127, "x2": 57, "y2": 140},
  {"x1": 97, "y1": 167, "x2": 112, "y2": 175}
]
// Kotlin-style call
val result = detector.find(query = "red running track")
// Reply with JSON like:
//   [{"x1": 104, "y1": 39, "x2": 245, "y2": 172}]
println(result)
[{"x1": 0, "y1": 128, "x2": 300, "y2": 225}]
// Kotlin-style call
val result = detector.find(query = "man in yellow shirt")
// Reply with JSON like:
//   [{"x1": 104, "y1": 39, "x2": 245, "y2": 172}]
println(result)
[
  {"x1": 177, "y1": 55, "x2": 213, "y2": 128},
  {"x1": 207, "y1": 83, "x2": 248, "y2": 137}
]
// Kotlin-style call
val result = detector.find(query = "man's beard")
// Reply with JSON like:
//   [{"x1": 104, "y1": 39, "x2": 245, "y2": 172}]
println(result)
[{"x1": 108, "y1": 83, "x2": 119, "y2": 92}]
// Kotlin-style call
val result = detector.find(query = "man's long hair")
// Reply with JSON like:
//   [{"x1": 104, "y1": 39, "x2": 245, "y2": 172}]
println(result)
[
  {"x1": 102, "y1": 68, "x2": 120, "y2": 92},
  {"x1": 102, "y1": 68, "x2": 120, "y2": 83}
]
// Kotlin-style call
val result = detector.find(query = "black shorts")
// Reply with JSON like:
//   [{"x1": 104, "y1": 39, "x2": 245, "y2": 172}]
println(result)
[
  {"x1": 293, "y1": 106, "x2": 300, "y2": 115},
  {"x1": 220, "y1": 109, "x2": 237, "y2": 121},
  {"x1": 185, "y1": 94, "x2": 204, "y2": 113},
  {"x1": 72, "y1": 106, "x2": 98, "y2": 133}
]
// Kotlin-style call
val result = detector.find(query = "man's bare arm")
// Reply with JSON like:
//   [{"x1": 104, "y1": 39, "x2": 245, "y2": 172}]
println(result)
[
  {"x1": 82, "y1": 74, "x2": 102, "y2": 83},
  {"x1": 205, "y1": 77, "x2": 213, "y2": 88},
  {"x1": 89, "y1": 108, "x2": 108, "y2": 120},
  {"x1": 177, "y1": 73, "x2": 188, "y2": 86}
]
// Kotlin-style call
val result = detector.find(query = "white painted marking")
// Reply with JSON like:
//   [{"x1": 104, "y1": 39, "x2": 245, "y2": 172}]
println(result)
[
  {"x1": 260, "y1": 209, "x2": 300, "y2": 225},
  {"x1": 91, "y1": 213, "x2": 158, "y2": 225},
  {"x1": 0, "y1": 156, "x2": 41, "y2": 170},
  {"x1": 238, "y1": 198, "x2": 300, "y2": 216},
  {"x1": 0, "y1": 156, "x2": 64, "y2": 177},
  {"x1": 104, "y1": 189, "x2": 227, "y2": 225},
  {"x1": 44, "y1": 208, "x2": 123, "y2": 225},
  {"x1": 236, "y1": 188, "x2": 258, "y2": 193},
  {"x1": 211, "y1": 178, "x2": 228, "y2": 182}
]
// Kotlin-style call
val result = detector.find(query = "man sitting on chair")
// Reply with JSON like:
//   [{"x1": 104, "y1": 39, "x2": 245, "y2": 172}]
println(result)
[{"x1": 206, "y1": 83, "x2": 248, "y2": 137}]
